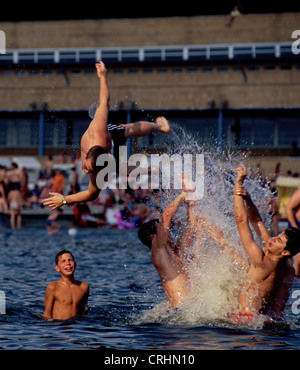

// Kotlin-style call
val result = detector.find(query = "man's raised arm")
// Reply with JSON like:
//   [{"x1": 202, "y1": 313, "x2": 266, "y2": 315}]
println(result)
[
  {"x1": 233, "y1": 165, "x2": 264, "y2": 266},
  {"x1": 244, "y1": 191, "x2": 270, "y2": 244},
  {"x1": 173, "y1": 200, "x2": 198, "y2": 258},
  {"x1": 154, "y1": 191, "x2": 187, "y2": 250}
]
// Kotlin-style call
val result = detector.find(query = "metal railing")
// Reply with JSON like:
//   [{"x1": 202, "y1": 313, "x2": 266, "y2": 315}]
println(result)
[{"x1": 0, "y1": 42, "x2": 296, "y2": 66}]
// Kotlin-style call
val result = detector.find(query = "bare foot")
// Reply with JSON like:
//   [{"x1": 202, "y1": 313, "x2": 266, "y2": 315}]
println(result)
[{"x1": 156, "y1": 116, "x2": 170, "y2": 134}]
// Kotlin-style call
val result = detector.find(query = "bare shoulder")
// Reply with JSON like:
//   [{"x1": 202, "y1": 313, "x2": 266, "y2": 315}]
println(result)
[
  {"x1": 76, "y1": 280, "x2": 89, "y2": 293},
  {"x1": 45, "y1": 281, "x2": 58, "y2": 293},
  {"x1": 82, "y1": 282, "x2": 90, "y2": 292}
]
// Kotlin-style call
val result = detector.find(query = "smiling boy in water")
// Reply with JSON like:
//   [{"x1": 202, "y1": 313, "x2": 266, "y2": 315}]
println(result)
[{"x1": 43, "y1": 250, "x2": 89, "y2": 320}]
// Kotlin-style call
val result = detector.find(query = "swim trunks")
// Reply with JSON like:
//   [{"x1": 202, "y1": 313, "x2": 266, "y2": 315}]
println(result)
[
  {"x1": 8, "y1": 181, "x2": 21, "y2": 192},
  {"x1": 229, "y1": 313, "x2": 255, "y2": 324},
  {"x1": 107, "y1": 123, "x2": 127, "y2": 146},
  {"x1": 107, "y1": 123, "x2": 127, "y2": 173},
  {"x1": 9, "y1": 202, "x2": 19, "y2": 210}
]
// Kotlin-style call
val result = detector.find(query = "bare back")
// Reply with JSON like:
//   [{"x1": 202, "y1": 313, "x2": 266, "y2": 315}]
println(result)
[
  {"x1": 6, "y1": 168, "x2": 23, "y2": 183},
  {"x1": 80, "y1": 121, "x2": 112, "y2": 162},
  {"x1": 151, "y1": 236, "x2": 189, "y2": 307}
]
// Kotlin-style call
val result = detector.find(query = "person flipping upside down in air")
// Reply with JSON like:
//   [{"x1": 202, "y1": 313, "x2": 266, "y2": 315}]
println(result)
[{"x1": 43, "y1": 61, "x2": 170, "y2": 211}]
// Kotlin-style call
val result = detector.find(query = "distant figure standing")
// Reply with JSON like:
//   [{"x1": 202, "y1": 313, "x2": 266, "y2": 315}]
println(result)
[
  {"x1": 52, "y1": 170, "x2": 65, "y2": 194},
  {"x1": 0, "y1": 182, "x2": 8, "y2": 226},
  {"x1": 7, "y1": 189, "x2": 22, "y2": 229},
  {"x1": 44, "y1": 155, "x2": 54, "y2": 179},
  {"x1": 5, "y1": 162, "x2": 24, "y2": 229}
]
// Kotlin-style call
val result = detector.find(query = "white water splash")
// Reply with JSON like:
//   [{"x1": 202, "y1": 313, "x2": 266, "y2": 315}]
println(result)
[{"x1": 138, "y1": 121, "x2": 273, "y2": 326}]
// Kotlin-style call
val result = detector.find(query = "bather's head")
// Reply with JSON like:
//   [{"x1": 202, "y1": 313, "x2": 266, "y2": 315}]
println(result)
[
  {"x1": 82, "y1": 145, "x2": 109, "y2": 175},
  {"x1": 138, "y1": 219, "x2": 160, "y2": 248},
  {"x1": 284, "y1": 227, "x2": 300, "y2": 258}
]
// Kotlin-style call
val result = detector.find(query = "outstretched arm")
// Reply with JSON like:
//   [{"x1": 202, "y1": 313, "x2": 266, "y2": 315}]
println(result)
[
  {"x1": 174, "y1": 200, "x2": 198, "y2": 259},
  {"x1": 244, "y1": 192, "x2": 270, "y2": 243},
  {"x1": 155, "y1": 191, "x2": 187, "y2": 249},
  {"x1": 43, "y1": 176, "x2": 100, "y2": 211},
  {"x1": 234, "y1": 165, "x2": 264, "y2": 266},
  {"x1": 233, "y1": 171, "x2": 270, "y2": 244},
  {"x1": 197, "y1": 216, "x2": 247, "y2": 269}
]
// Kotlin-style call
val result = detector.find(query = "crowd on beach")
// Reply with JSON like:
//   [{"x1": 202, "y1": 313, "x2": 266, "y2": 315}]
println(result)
[
  {"x1": 0, "y1": 154, "x2": 162, "y2": 232},
  {"x1": 0, "y1": 153, "x2": 299, "y2": 235}
]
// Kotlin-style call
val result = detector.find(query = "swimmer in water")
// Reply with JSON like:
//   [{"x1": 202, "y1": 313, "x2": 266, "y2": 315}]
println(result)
[
  {"x1": 285, "y1": 187, "x2": 300, "y2": 275},
  {"x1": 43, "y1": 250, "x2": 89, "y2": 320},
  {"x1": 46, "y1": 208, "x2": 63, "y2": 235},
  {"x1": 138, "y1": 189, "x2": 197, "y2": 308},
  {"x1": 43, "y1": 61, "x2": 170, "y2": 211},
  {"x1": 232, "y1": 164, "x2": 300, "y2": 321},
  {"x1": 189, "y1": 166, "x2": 300, "y2": 322}
]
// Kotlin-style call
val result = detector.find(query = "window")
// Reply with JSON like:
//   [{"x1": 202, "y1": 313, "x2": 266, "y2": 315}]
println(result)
[
  {"x1": 71, "y1": 70, "x2": 81, "y2": 76},
  {"x1": 187, "y1": 67, "x2": 197, "y2": 74},
  {"x1": 248, "y1": 66, "x2": 259, "y2": 72},
  {"x1": 172, "y1": 68, "x2": 182, "y2": 74},
  {"x1": 157, "y1": 68, "x2": 167, "y2": 74},
  {"x1": 202, "y1": 67, "x2": 213, "y2": 73},
  {"x1": 2, "y1": 70, "x2": 11, "y2": 76},
  {"x1": 42, "y1": 70, "x2": 52, "y2": 76},
  {"x1": 264, "y1": 65, "x2": 275, "y2": 71},
  {"x1": 277, "y1": 118, "x2": 300, "y2": 147}
]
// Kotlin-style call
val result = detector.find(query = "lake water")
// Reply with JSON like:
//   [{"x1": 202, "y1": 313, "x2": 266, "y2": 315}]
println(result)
[{"x1": 1, "y1": 226, "x2": 300, "y2": 351}]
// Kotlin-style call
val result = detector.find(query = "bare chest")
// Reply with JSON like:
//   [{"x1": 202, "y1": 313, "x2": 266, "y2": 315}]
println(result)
[{"x1": 55, "y1": 286, "x2": 85, "y2": 305}]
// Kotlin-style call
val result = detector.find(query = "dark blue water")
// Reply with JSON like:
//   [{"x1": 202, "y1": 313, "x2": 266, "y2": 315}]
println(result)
[{"x1": 1, "y1": 227, "x2": 300, "y2": 350}]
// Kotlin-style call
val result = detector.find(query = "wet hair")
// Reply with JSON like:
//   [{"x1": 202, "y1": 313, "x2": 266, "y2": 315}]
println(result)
[
  {"x1": 55, "y1": 250, "x2": 75, "y2": 265},
  {"x1": 138, "y1": 219, "x2": 160, "y2": 248},
  {"x1": 85, "y1": 145, "x2": 109, "y2": 173},
  {"x1": 284, "y1": 227, "x2": 300, "y2": 257}
]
